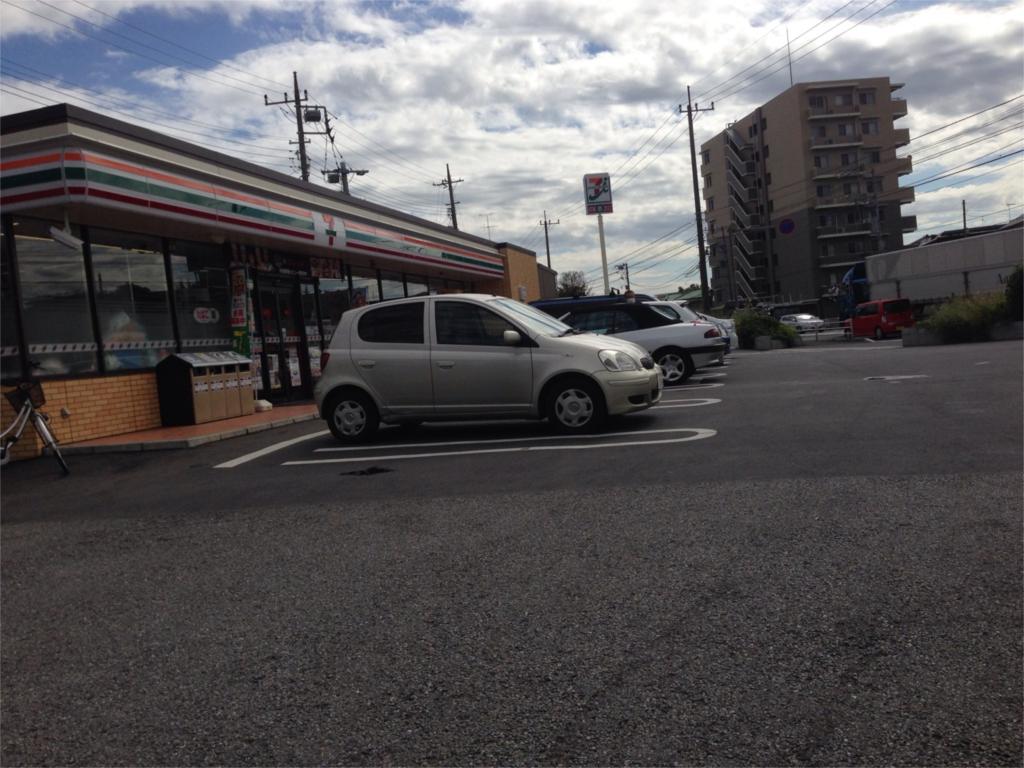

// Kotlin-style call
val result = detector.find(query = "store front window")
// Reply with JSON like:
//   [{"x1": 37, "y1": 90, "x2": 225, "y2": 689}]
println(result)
[
  {"x1": 89, "y1": 228, "x2": 174, "y2": 371},
  {"x1": 13, "y1": 217, "x2": 98, "y2": 376},
  {"x1": 317, "y1": 277, "x2": 352, "y2": 342},
  {"x1": 350, "y1": 267, "x2": 380, "y2": 306},
  {"x1": 1, "y1": 226, "x2": 22, "y2": 381},
  {"x1": 406, "y1": 274, "x2": 428, "y2": 297},
  {"x1": 169, "y1": 240, "x2": 232, "y2": 351},
  {"x1": 380, "y1": 270, "x2": 405, "y2": 300}
]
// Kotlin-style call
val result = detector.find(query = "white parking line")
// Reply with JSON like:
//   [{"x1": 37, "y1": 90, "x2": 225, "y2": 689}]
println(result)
[
  {"x1": 285, "y1": 428, "x2": 717, "y2": 466},
  {"x1": 655, "y1": 398, "x2": 722, "y2": 408},
  {"x1": 864, "y1": 375, "x2": 929, "y2": 381},
  {"x1": 214, "y1": 429, "x2": 330, "y2": 469},
  {"x1": 665, "y1": 382, "x2": 724, "y2": 391},
  {"x1": 315, "y1": 426, "x2": 704, "y2": 453}
]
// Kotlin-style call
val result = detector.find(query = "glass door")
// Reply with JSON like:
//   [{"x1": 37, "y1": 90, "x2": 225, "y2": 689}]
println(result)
[{"x1": 254, "y1": 276, "x2": 311, "y2": 401}]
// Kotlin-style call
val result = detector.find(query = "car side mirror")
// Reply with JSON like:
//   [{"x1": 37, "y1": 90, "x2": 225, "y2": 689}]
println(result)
[{"x1": 503, "y1": 330, "x2": 522, "y2": 346}]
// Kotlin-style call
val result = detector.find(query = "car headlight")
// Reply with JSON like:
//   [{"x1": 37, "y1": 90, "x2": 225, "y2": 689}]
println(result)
[{"x1": 599, "y1": 350, "x2": 640, "y2": 372}]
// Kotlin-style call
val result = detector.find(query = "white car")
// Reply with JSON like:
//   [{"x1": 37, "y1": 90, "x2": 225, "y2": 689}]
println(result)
[
  {"x1": 554, "y1": 301, "x2": 727, "y2": 385},
  {"x1": 647, "y1": 300, "x2": 738, "y2": 354},
  {"x1": 779, "y1": 313, "x2": 825, "y2": 332}
]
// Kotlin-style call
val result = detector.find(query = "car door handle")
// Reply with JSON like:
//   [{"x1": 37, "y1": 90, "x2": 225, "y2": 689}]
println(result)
[
  {"x1": 356, "y1": 360, "x2": 376, "y2": 369},
  {"x1": 436, "y1": 361, "x2": 455, "y2": 369}
]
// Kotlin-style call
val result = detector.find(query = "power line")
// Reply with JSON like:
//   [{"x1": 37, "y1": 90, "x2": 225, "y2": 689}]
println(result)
[
  {"x1": 69, "y1": 0, "x2": 290, "y2": 93},
  {"x1": 4, "y1": 0, "x2": 268, "y2": 97}
]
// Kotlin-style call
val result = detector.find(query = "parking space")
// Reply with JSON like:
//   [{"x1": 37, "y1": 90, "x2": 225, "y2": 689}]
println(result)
[{"x1": 215, "y1": 366, "x2": 735, "y2": 471}]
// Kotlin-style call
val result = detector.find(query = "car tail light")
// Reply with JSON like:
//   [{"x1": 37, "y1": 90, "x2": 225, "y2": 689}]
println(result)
[
  {"x1": 321, "y1": 350, "x2": 331, "y2": 370},
  {"x1": 704, "y1": 328, "x2": 721, "y2": 338}
]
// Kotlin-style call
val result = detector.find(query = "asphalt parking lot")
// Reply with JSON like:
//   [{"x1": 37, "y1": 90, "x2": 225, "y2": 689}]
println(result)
[{"x1": 2, "y1": 340, "x2": 1021, "y2": 765}]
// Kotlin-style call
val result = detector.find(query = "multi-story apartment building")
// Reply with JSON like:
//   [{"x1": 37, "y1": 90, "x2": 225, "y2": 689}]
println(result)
[{"x1": 700, "y1": 77, "x2": 916, "y2": 306}]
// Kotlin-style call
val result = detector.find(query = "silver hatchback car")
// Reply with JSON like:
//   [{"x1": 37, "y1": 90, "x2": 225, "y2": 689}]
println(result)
[{"x1": 314, "y1": 294, "x2": 662, "y2": 442}]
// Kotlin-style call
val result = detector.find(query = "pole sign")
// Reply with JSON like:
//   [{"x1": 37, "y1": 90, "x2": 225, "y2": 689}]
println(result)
[{"x1": 583, "y1": 173, "x2": 613, "y2": 215}]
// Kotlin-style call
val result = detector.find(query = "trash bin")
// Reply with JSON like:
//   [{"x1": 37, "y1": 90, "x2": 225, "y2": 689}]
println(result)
[{"x1": 156, "y1": 352, "x2": 253, "y2": 426}]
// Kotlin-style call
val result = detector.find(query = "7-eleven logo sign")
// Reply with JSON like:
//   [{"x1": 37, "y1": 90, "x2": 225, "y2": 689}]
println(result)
[{"x1": 583, "y1": 173, "x2": 613, "y2": 215}]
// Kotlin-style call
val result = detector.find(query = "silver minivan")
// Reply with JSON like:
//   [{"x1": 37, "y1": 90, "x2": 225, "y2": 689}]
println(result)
[{"x1": 314, "y1": 294, "x2": 662, "y2": 442}]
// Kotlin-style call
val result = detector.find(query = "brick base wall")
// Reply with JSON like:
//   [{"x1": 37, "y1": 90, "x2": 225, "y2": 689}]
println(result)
[{"x1": 2, "y1": 373, "x2": 161, "y2": 461}]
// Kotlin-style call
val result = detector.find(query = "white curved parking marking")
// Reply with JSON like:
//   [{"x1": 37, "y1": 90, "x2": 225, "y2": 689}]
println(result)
[
  {"x1": 669, "y1": 382, "x2": 724, "y2": 390},
  {"x1": 656, "y1": 398, "x2": 721, "y2": 408},
  {"x1": 316, "y1": 427, "x2": 701, "y2": 452},
  {"x1": 285, "y1": 429, "x2": 716, "y2": 466},
  {"x1": 215, "y1": 429, "x2": 329, "y2": 469},
  {"x1": 864, "y1": 375, "x2": 929, "y2": 381},
  {"x1": 695, "y1": 372, "x2": 727, "y2": 379}
]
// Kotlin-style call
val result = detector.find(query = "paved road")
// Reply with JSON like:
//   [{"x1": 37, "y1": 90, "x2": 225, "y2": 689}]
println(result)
[{"x1": 2, "y1": 340, "x2": 1021, "y2": 765}]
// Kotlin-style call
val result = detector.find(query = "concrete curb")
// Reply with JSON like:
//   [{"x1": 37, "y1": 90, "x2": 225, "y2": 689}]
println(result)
[{"x1": 61, "y1": 412, "x2": 320, "y2": 455}]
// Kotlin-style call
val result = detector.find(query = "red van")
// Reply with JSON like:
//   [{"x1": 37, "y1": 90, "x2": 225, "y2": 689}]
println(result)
[{"x1": 848, "y1": 298, "x2": 915, "y2": 339}]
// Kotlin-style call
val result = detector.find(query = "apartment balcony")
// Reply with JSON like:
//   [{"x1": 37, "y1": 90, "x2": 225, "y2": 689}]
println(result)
[
  {"x1": 807, "y1": 105, "x2": 861, "y2": 119},
  {"x1": 813, "y1": 164, "x2": 870, "y2": 180},
  {"x1": 890, "y1": 155, "x2": 913, "y2": 176},
  {"x1": 890, "y1": 98, "x2": 908, "y2": 118},
  {"x1": 809, "y1": 135, "x2": 864, "y2": 149},
  {"x1": 893, "y1": 186, "x2": 916, "y2": 205},
  {"x1": 893, "y1": 128, "x2": 910, "y2": 147},
  {"x1": 901, "y1": 215, "x2": 918, "y2": 233},
  {"x1": 817, "y1": 224, "x2": 873, "y2": 239}
]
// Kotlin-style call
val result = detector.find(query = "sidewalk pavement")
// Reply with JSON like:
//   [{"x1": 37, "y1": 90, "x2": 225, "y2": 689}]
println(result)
[{"x1": 62, "y1": 402, "x2": 319, "y2": 455}]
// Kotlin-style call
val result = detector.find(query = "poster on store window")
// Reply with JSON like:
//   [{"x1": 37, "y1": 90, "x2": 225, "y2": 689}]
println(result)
[
  {"x1": 267, "y1": 352, "x2": 280, "y2": 390},
  {"x1": 230, "y1": 267, "x2": 250, "y2": 357},
  {"x1": 288, "y1": 349, "x2": 301, "y2": 386},
  {"x1": 309, "y1": 346, "x2": 322, "y2": 379},
  {"x1": 251, "y1": 353, "x2": 263, "y2": 391}
]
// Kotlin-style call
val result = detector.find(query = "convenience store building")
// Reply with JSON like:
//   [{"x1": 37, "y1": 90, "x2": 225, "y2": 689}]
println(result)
[{"x1": 1, "y1": 104, "x2": 551, "y2": 454}]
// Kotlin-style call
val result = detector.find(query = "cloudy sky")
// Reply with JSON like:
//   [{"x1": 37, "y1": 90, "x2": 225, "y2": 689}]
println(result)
[{"x1": 1, "y1": 0, "x2": 1022, "y2": 295}]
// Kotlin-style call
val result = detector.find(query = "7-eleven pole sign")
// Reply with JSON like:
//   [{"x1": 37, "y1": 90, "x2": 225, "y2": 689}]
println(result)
[
  {"x1": 583, "y1": 173, "x2": 613, "y2": 292},
  {"x1": 583, "y1": 173, "x2": 613, "y2": 215}
]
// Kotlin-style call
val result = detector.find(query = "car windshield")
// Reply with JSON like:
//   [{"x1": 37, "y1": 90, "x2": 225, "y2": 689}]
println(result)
[
  {"x1": 795, "y1": 314, "x2": 816, "y2": 320},
  {"x1": 491, "y1": 297, "x2": 574, "y2": 337}
]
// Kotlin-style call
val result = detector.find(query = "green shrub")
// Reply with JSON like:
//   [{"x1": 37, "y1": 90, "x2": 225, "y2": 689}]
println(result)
[
  {"x1": 733, "y1": 309, "x2": 799, "y2": 348},
  {"x1": 920, "y1": 292, "x2": 1007, "y2": 343},
  {"x1": 1005, "y1": 265, "x2": 1022, "y2": 320}
]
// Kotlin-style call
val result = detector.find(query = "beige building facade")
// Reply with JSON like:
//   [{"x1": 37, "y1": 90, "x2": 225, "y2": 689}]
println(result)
[{"x1": 700, "y1": 77, "x2": 916, "y2": 306}]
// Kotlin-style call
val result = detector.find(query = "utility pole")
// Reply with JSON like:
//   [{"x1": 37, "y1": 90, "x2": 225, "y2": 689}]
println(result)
[
  {"x1": 682, "y1": 87, "x2": 714, "y2": 311},
  {"x1": 264, "y1": 72, "x2": 311, "y2": 182},
  {"x1": 539, "y1": 210, "x2": 559, "y2": 268},
  {"x1": 434, "y1": 164, "x2": 463, "y2": 229},
  {"x1": 615, "y1": 262, "x2": 631, "y2": 290},
  {"x1": 962, "y1": 199, "x2": 968, "y2": 232},
  {"x1": 479, "y1": 213, "x2": 495, "y2": 240},
  {"x1": 312, "y1": 110, "x2": 369, "y2": 195}
]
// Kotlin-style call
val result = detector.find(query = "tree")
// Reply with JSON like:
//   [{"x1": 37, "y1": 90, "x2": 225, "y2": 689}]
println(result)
[{"x1": 557, "y1": 270, "x2": 590, "y2": 297}]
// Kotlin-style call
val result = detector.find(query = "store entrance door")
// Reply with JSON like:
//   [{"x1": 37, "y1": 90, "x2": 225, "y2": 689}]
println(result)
[{"x1": 255, "y1": 275, "x2": 311, "y2": 401}]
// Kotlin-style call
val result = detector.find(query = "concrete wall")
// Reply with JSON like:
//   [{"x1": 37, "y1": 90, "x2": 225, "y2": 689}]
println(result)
[{"x1": 867, "y1": 228, "x2": 1023, "y2": 301}]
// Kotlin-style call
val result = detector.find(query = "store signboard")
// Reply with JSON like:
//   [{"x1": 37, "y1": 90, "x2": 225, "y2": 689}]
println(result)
[{"x1": 583, "y1": 173, "x2": 613, "y2": 215}]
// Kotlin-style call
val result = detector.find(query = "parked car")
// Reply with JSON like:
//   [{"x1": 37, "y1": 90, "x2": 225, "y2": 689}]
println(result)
[
  {"x1": 535, "y1": 299, "x2": 726, "y2": 385},
  {"x1": 848, "y1": 298, "x2": 915, "y2": 339},
  {"x1": 779, "y1": 313, "x2": 825, "y2": 332},
  {"x1": 646, "y1": 300, "x2": 739, "y2": 354},
  {"x1": 314, "y1": 294, "x2": 662, "y2": 442}
]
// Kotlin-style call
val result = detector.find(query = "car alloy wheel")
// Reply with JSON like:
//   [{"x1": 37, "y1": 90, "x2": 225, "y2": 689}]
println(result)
[
  {"x1": 334, "y1": 400, "x2": 367, "y2": 436},
  {"x1": 655, "y1": 348, "x2": 694, "y2": 385}
]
